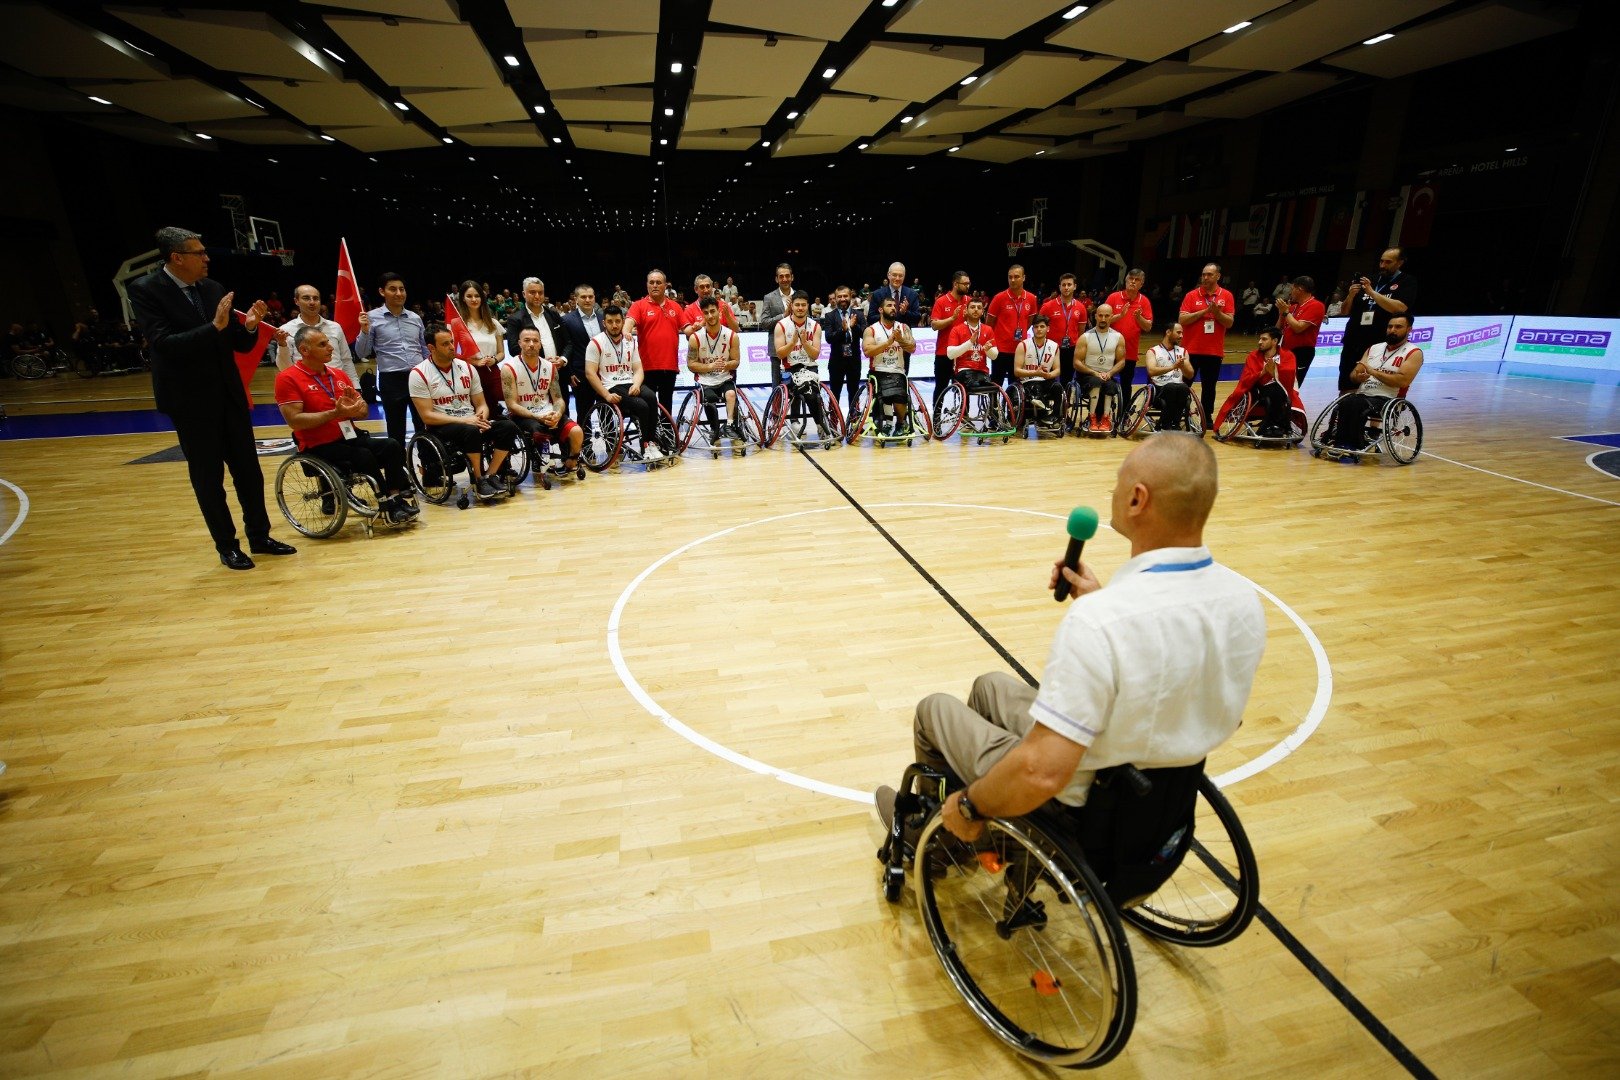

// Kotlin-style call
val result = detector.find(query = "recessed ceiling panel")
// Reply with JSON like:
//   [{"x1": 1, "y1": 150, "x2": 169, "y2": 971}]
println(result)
[
  {"x1": 1184, "y1": 72, "x2": 1344, "y2": 119},
  {"x1": 1190, "y1": 0, "x2": 1451, "y2": 71},
  {"x1": 1073, "y1": 62, "x2": 1243, "y2": 109},
  {"x1": 329, "y1": 122, "x2": 440, "y2": 151},
  {"x1": 524, "y1": 31, "x2": 656, "y2": 90},
  {"x1": 866, "y1": 132, "x2": 955, "y2": 156},
  {"x1": 1042, "y1": 139, "x2": 1126, "y2": 161},
  {"x1": 0, "y1": 4, "x2": 167, "y2": 81},
  {"x1": 796, "y1": 93, "x2": 907, "y2": 137},
  {"x1": 901, "y1": 101, "x2": 1020, "y2": 138},
  {"x1": 889, "y1": 0, "x2": 1060, "y2": 39},
  {"x1": 308, "y1": 0, "x2": 460, "y2": 22},
  {"x1": 1091, "y1": 110, "x2": 1204, "y2": 144},
  {"x1": 707, "y1": 0, "x2": 867, "y2": 42},
  {"x1": 242, "y1": 78, "x2": 395, "y2": 127},
  {"x1": 952, "y1": 135, "x2": 1054, "y2": 163},
  {"x1": 73, "y1": 78, "x2": 261, "y2": 124},
  {"x1": 552, "y1": 88, "x2": 653, "y2": 123},
  {"x1": 1047, "y1": 0, "x2": 1289, "y2": 63},
  {"x1": 507, "y1": 0, "x2": 659, "y2": 32},
  {"x1": 693, "y1": 33, "x2": 823, "y2": 99},
  {"x1": 112, "y1": 7, "x2": 338, "y2": 81},
  {"x1": 0, "y1": 71, "x2": 108, "y2": 114},
  {"x1": 678, "y1": 127, "x2": 762, "y2": 151},
  {"x1": 450, "y1": 122, "x2": 549, "y2": 147},
  {"x1": 198, "y1": 118, "x2": 327, "y2": 146},
  {"x1": 1323, "y1": 2, "x2": 1576, "y2": 79},
  {"x1": 957, "y1": 53, "x2": 1123, "y2": 110},
  {"x1": 772, "y1": 134, "x2": 853, "y2": 158},
  {"x1": 330, "y1": 15, "x2": 501, "y2": 89},
  {"x1": 406, "y1": 86, "x2": 529, "y2": 127},
  {"x1": 684, "y1": 96, "x2": 780, "y2": 129},
  {"x1": 567, "y1": 122, "x2": 651, "y2": 154},
  {"x1": 1004, "y1": 106, "x2": 1134, "y2": 137},
  {"x1": 832, "y1": 42, "x2": 981, "y2": 102}
]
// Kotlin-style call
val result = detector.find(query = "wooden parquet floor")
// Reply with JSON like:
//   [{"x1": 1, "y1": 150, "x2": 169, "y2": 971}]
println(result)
[{"x1": 1, "y1": 367, "x2": 1617, "y2": 1077}]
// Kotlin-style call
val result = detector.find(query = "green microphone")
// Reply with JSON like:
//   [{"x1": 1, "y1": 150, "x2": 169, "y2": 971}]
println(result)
[{"x1": 1055, "y1": 506, "x2": 1099, "y2": 601}]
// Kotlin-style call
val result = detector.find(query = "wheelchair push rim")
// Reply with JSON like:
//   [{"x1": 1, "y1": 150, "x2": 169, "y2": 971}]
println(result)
[{"x1": 275, "y1": 455, "x2": 348, "y2": 539}]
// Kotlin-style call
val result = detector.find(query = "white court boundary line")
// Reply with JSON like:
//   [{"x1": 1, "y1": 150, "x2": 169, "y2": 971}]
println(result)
[
  {"x1": 1583, "y1": 449, "x2": 1620, "y2": 481},
  {"x1": 0, "y1": 478, "x2": 29, "y2": 546},
  {"x1": 607, "y1": 502, "x2": 1334, "y2": 801},
  {"x1": 1417, "y1": 449, "x2": 1620, "y2": 506}
]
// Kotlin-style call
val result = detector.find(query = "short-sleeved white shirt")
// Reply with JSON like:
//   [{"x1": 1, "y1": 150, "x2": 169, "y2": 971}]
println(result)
[
  {"x1": 407, "y1": 358, "x2": 477, "y2": 419},
  {"x1": 1032, "y1": 546, "x2": 1266, "y2": 804},
  {"x1": 1147, "y1": 344, "x2": 1188, "y2": 386}
]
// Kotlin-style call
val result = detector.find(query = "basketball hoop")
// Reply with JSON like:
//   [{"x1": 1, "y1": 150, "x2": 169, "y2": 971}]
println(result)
[
  {"x1": 1006, "y1": 241, "x2": 1024, "y2": 258},
  {"x1": 270, "y1": 248, "x2": 295, "y2": 267}
]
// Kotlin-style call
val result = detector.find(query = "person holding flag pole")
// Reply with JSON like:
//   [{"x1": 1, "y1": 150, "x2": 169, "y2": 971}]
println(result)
[{"x1": 355, "y1": 271, "x2": 429, "y2": 449}]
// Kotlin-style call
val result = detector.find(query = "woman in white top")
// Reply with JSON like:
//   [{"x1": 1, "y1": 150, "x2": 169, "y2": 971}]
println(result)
[{"x1": 455, "y1": 279, "x2": 506, "y2": 414}]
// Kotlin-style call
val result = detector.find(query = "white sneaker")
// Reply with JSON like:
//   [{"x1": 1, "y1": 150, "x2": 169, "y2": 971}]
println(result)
[{"x1": 642, "y1": 445, "x2": 664, "y2": 462}]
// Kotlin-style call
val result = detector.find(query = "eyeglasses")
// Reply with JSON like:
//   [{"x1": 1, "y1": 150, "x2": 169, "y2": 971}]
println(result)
[{"x1": 177, "y1": 248, "x2": 208, "y2": 257}]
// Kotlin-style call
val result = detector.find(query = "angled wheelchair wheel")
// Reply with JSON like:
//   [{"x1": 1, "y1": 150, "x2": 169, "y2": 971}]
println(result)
[
  {"x1": 1308, "y1": 395, "x2": 1348, "y2": 456},
  {"x1": 674, "y1": 388, "x2": 704, "y2": 454},
  {"x1": 1213, "y1": 393, "x2": 1251, "y2": 443},
  {"x1": 652, "y1": 401, "x2": 680, "y2": 457},
  {"x1": 933, "y1": 381, "x2": 966, "y2": 441},
  {"x1": 584, "y1": 402, "x2": 624, "y2": 472},
  {"x1": 10, "y1": 353, "x2": 49, "y2": 380},
  {"x1": 736, "y1": 389, "x2": 766, "y2": 448},
  {"x1": 1120, "y1": 774, "x2": 1259, "y2": 948},
  {"x1": 1382, "y1": 398, "x2": 1423, "y2": 464},
  {"x1": 407, "y1": 433, "x2": 456, "y2": 503},
  {"x1": 275, "y1": 454, "x2": 348, "y2": 538},
  {"x1": 1064, "y1": 382, "x2": 1089, "y2": 436},
  {"x1": 1187, "y1": 399, "x2": 1208, "y2": 438},
  {"x1": 818, "y1": 381, "x2": 847, "y2": 444},
  {"x1": 1003, "y1": 379, "x2": 1027, "y2": 434},
  {"x1": 845, "y1": 379, "x2": 874, "y2": 445},
  {"x1": 501, "y1": 429, "x2": 531, "y2": 488},
  {"x1": 1121, "y1": 386, "x2": 1152, "y2": 438},
  {"x1": 915, "y1": 813, "x2": 1137, "y2": 1069},
  {"x1": 907, "y1": 380, "x2": 935, "y2": 440},
  {"x1": 761, "y1": 384, "x2": 789, "y2": 448}
]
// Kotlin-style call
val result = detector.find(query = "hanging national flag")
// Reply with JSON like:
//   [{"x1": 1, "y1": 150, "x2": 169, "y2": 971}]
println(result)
[
  {"x1": 1393, "y1": 183, "x2": 1439, "y2": 248},
  {"x1": 232, "y1": 311, "x2": 274, "y2": 402},
  {"x1": 443, "y1": 295, "x2": 480, "y2": 359},
  {"x1": 334, "y1": 237, "x2": 362, "y2": 342}
]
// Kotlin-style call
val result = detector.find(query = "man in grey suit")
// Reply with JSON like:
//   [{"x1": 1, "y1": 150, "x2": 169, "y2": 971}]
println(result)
[
  {"x1": 758, "y1": 262, "x2": 796, "y2": 385},
  {"x1": 127, "y1": 226, "x2": 296, "y2": 570}
]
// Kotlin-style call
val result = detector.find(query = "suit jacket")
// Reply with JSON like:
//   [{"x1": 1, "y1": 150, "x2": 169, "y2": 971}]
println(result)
[
  {"x1": 758, "y1": 289, "x2": 794, "y2": 333},
  {"x1": 127, "y1": 268, "x2": 257, "y2": 418},
  {"x1": 820, "y1": 305, "x2": 867, "y2": 366},
  {"x1": 559, "y1": 307, "x2": 605, "y2": 381},
  {"x1": 504, "y1": 305, "x2": 568, "y2": 362},
  {"x1": 866, "y1": 285, "x2": 923, "y2": 330}
]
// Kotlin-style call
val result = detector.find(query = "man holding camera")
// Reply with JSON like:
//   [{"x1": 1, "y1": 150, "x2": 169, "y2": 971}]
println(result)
[{"x1": 1337, "y1": 249, "x2": 1417, "y2": 393}]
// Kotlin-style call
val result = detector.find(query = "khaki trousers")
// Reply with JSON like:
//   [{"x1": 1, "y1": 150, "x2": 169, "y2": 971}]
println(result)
[{"x1": 914, "y1": 671, "x2": 1090, "y2": 806}]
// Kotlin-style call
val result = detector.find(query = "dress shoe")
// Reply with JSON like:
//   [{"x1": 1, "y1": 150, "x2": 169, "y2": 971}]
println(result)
[
  {"x1": 219, "y1": 548, "x2": 255, "y2": 571},
  {"x1": 248, "y1": 538, "x2": 297, "y2": 556}
]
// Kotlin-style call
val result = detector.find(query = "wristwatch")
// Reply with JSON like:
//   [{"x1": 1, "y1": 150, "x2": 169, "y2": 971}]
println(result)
[{"x1": 958, "y1": 789, "x2": 981, "y2": 822}]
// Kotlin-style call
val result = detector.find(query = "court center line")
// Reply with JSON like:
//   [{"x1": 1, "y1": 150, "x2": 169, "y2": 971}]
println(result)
[
  {"x1": 794, "y1": 447, "x2": 1436, "y2": 1080},
  {"x1": 0, "y1": 478, "x2": 30, "y2": 546}
]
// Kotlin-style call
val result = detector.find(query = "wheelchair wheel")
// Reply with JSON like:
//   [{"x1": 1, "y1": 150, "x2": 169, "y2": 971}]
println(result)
[
  {"x1": 584, "y1": 402, "x2": 624, "y2": 472},
  {"x1": 1187, "y1": 399, "x2": 1207, "y2": 438},
  {"x1": 736, "y1": 389, "x2": 766, "y2": 448},
  {"x1": 1120, "y1": 774, "x2": 1259, "y2": 947},
  {"x1": 652, "y1": 401, "x2": 680, "y2": 457},
  {"x1": 275, "y1": 454, "x2": 348, "y2": 538},
  {"x1": 761, "y1": 384, "x2": 789, "y2": 448},
  {"x1": 845, "y1": 379, "x2": 874, "y2": 445},
  {"x1": 915, "y1": 813, "x2": 1137, "y2": 1069},
  {"x1": 818, "y1": 382, "x2": 846, "y2": 444},
  {"x1": 1308, "y1": 395, "x2": 1348, "y2": 456},
  {"x1": 10, "y1": 353, "x2": 49, "y2": 380},
  {"x1": 1213, "y1": 393, "x2": 1251, "y2": 443},
  {"x1": 407, "y1": 433, "x2": 456, "y2": 504},
  {"x1": 502, "y1": 429, "x2": 531, "y2": 488},
  {"x1": 1064, "y1": 382, "x2": 1089, "y2": 436},
  {"x1": 1120, "y1": 386, "x2": 1152, "y2": 438},
  {"x1": 1382, "y1": 398, "x2": 1422, "y2": 464},
  {"x1": 933, "y1": 381, "x2": 965, "y2": 440},
  {"x1": 1003, "y1": 380, "x2": 1027, "y2": 435},
  {"x1": 674, "y1": 389, "x2": 703, "y2": 454},
  {"x1": 907, "y1": 380, "x2": 935, "y2": 441}
]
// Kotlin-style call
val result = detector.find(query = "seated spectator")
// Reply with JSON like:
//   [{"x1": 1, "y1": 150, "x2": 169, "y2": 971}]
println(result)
[{"x1": 1334, "y1": 314, "x2": 1424, "y2": 456}]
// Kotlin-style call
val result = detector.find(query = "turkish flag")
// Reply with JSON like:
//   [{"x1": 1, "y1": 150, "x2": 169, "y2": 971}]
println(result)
[
  {"x1": 232, "y1": 311, "x2": 273, "y2": 403},
  {"x1": 443, "y1": 295, "x2": 479, "y2": 359},
  {"x1": 334, "y1": 237, "x2": 362, "y2": 343}
]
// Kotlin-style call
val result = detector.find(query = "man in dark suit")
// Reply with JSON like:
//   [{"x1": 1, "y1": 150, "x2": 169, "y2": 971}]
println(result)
[
  {"x1": 758, "y1": 262, "x2": 796, "y2": 385},
  {"x1": 866, "y1": 261, "x2": 923, "y2": 375},
  {"x1": 127, "y1": 226, "x2": 296, "y2": 570},
  {"x1": 559, "y1": 283, "x2": 604, "y2": 434},
  {"x1": 820, "y1": 285, "x2": 866, "y2": 422},
  {"x1": 504, "y1": 276, "x2": 570, "y2": 410}
]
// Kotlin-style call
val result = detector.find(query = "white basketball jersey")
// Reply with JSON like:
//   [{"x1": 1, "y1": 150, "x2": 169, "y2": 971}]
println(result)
[
  {"x1": 1148, "y1": 344, "x2": 1188, "y2": 386},
  {"x1": 500, "y1": 356, "x2": 553, "y2": 412},
  {"x1": 1361, "y1": 341, "x2": 1416, "y2": 399},
  {"x1": 1020, "y1": 339, "x2": 1058, "y2": 382},
  {"x1": 694, "y1": 326, "x2": 735, "y2": 387},
  {"x1": 588, "y1": 333, "x2": 637, "y2": 388},
  {"x1": 869, "y1": 322, "x2": 907, "y2": 375},
  {"x1": 408, "y1": 359, "x2": 475, "y2": 418}
]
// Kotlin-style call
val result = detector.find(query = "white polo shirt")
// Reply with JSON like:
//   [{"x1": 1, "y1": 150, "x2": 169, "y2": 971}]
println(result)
[{"x1": 1032, "y1": 545, "x2": 1266, "y2": 805}]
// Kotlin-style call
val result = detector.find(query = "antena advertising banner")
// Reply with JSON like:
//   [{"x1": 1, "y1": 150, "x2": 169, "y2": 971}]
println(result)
[{"x1": 1316, "y1": 316, "x2": 1618, "y2": 382}]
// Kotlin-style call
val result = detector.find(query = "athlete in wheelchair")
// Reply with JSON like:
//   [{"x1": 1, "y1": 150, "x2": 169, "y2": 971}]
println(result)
[
  {"x1": 407, "y1": 325, "x2": 519, "y2": 503},
  {"x1": 500, "y1": 326, "x2": 585, "y2": 486},
  {"x1": 1309, "y1": 313, "x2": 1425, "y2": 465},
  {"x1": 846, "y1": 294, "x2": 931, "y2": 445},
  {"x1": 583, "y1": 304, "x2": 677, "y2": 470},
  {"x1": 1008, "y1": 313, "x2": 1065, "y2": 438},
  {"x1": 1213, "y1": 327, "x2": 1305, "y2": 446},
  {"x1": 1120, "y1": 323, "x2": 1202, "y2": 438},
  {"x1": 765, "y1": 290, "x2": 844, "y2": 448},
  {"x1": 1070, "y1": 303, "x2": 1127, "y2": 436},
  {"x1": 676, "y1": 295, "x2": 761, "y2": 456},
  {"x1": 273, "y1": 325, "x2": 418, "y2": 536},
  {"x1": 874, "y1": 434, "x2": 1266, "y2": 1068},
  {"x1": 937, "y1": 298, "x2": 1016, "y2": 443}
]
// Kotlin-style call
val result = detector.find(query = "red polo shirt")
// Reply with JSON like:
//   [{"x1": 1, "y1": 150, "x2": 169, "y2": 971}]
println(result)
[
  {"x1": 274, "y1": 363, "x2": 357, "y2": 451},
  {"x1": 627, "y1": 295, "x2": 684, "y2": 372},
  {"x1": 684, "y1": 299, "x2": 737, "y2": 334},
  {"x1": 1279, "y1": 296, "x2": 1325, "y2": 351},
  {"x1": 987, "y1": 288, "x2": 1038, "y2": 356},
  {"x1": 1040, "y1": 294, "x2": 1090, "y2": 350},
  {"x1": 930, "y1": 292, "x2": 970, "y2": 357},
  {"x1": 1104, "y1": 290, "x2": 1153, "y2": 360},
  {"x1": 945, "y1": 321, "x2": 994, "y2": 374},
  {"x1": 1179, "y1": 287, "x2": 1235, "y2": 356}
]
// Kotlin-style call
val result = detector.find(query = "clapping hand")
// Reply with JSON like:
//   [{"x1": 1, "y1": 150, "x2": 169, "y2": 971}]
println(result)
[
  {"x1": 213, "y1": 291, "x2": 235, "y2": 331},
  {"x1": 243, "y1": 299, "x2": 268, "y2": 332}
]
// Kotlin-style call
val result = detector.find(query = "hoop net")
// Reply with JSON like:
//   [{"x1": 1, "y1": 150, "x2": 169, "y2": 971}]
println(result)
[
  {"x1": 271, "y1": 249, "x2": 295, "y2": 267},
  {"x1": 1006, "y1": 241, "x2": 1024, "y2": 258}
]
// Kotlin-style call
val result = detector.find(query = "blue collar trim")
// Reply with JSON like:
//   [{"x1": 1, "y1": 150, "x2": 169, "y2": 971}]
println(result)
[{"x1": 1143, "y1": 557, "x2": 1214, "y2": 573}]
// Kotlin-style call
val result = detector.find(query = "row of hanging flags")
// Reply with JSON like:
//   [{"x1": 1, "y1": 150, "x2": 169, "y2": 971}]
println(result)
[
  {"x1": 1142, "y1": 183, "x2": 1439, "y2": 262},
  {"x1": 232, "y1": 237, "x2": 478, "y2": 399}
]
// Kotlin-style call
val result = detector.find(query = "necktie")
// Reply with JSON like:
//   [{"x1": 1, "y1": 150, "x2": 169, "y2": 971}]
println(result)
[{"x1": 183, "y1": 285, "x2": 206, "y2": 318}]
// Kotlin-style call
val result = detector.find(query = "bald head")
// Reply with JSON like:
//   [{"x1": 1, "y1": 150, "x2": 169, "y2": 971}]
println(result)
[{"x1": 1112, "y1": 433, "x2": 1218, "y2": 551}]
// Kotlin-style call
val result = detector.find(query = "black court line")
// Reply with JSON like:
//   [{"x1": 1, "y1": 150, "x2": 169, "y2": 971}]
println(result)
[{"x1": 795, "y1": 446, "x2": 1438, "y2": 1080}]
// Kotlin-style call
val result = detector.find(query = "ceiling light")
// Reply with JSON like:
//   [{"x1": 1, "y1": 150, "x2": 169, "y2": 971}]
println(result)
[
  {"x1": 959, "y1": 76, "x2": 977, "y2": 85},
  {"x1": 857, "y1": 142, "x2": 870, "y2": 149},
  {"x1": 901, "y1": 115, "x2": 913, "y2": 123},
  {"x1": 761, "y1": 140, "x2": 770, "y2": 147},
  {"x1": 553, "y1": 137, "x2": 562, "y2": 144},
  {"x1": 194, "y1": 132, "x2": 212, "y2": 140},
  {"x1": 786, "y1": 110, "x2": 799, "y2": 120},
  {"x1": 948, "y1": 145, "x2": 960, "y2": 152},
  {"x1": 660, "y1": 138, "x2": 668, "y2": 145},
  {"x1": 123, "y1": 40, "x2": 154, "y2": 57},
  {"x1": 441, "y1": 136, "x2": 453, "y2": 144},
  {"x1": 320, "y1": 134, "x2": 336, "y2": 142},
  {"x1": 746, "y1": 161, "x2": 753, "y2": 167},
  {"x1": 664, "y1": 107, "x2": 674, "y2": 116},
  {"x1": 882, "y1": 0, "x2": 900, "y2": 6},
  {"x1": 1363, "y1": 33, "x2": 1394, "y2": 45},
  {"x1": 504, "y1": 54, "x2": 519, "y2": 67},
  {"x1": 1035, "y1": 149, "x2": 1046, "y2": 155},
  {"x1": 1506, "y1": 146, "x2": 1518, "y2": 152},
  {"x1": 1223, "y1": 21, "x2": 1251, "y2": 33},
  {"x1": 322, "y1": 48, "x2": 345, "y2": 63},
  {"x1": 268, "y1": 158, "x2": 278, "y2": 164},
  {"x1": 394, "y1": 101, "x2": 409, "y2": 111},
  {"x1": 246, "y1": 97, "x2": 264, "y2": 109},
  {"x1": 88, "y1": 95, "x2": 112, "y2": 105},
  {"x1": 534, "y1": 104, "x2": 546, "y2": 114},
  {"x1": 1062, "y1": 5, "x2": 1087, "y2": 18},
  {"x1": 822, "y1": 68, "x2": 837, "y2": 79},
  {"x1": 670, "y1": 61, "x2": 683, "y2": 74}
]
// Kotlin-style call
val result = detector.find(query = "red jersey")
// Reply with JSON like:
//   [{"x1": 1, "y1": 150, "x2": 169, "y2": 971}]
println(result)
[
  {"x1": 684, "y1": 299, "x2": 737, "y2": 334},
  {"x1": 1040, "y1": 294, "x2": 1090, "y2": 350},
  {"x1": 627, "y1": 295, "x2": 684, "y2": 372},
  {"x1": 1104, "y1": 290, "x2": 1153, "y2": 360},
  {"x1": 945, "y1": 321, "x2": 994, "y2": 374},
  {"x1": 986, "y1": 288, "x2": 1038, "y2": 355},
  {"x1": 930, "y1": 291, "x2": 971, "y2": 356},
  {"x1": 1278, "y1": 296, "x2": 1325, "y2": 351},
  {"x1": 274, "y1": 363, "x2": 357, "y2": 450},
  {"x1": 1179, "y1": 287, "x2": 1235, "y2": 356}
]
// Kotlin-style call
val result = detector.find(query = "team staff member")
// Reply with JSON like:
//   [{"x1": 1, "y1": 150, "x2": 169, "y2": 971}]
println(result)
[
  {"x1": 1177, "y1": 263, "x2": 1235, "y2": 428},
  {"x1": 273, "y1": 283, "x2": 357, "y2": 381},
  {"x1": 1040, "y1": 273, "x2": 1089, "y2": 396},
  {"x1": 681, "y1": 275, "x2": 739, "y2": 336},
  {"x1": 986, "y1": 264, "x2": 1038, "y2": 389},
  {"x1": 128, "y1": 226, "x2": 297, "y2": 570},
  {"x1": 275, "y1": 326, "x2": 416, "y2": 524},
  {"x1": 929, "y1": 271, "x2": 973, "y2": 407},
  {"x1": 822, "y1": 285, "x2": 867, "y2": 422},
  {"x1": 561, "y1": 284, "x2": 603, "y2": 433},
  {"x1": 501, "y1": 327, "x2": 583, "y2": 476},
  {"x1": 408, "y1": 325, "x2": 516, "y2": 502},
  {"x1": 1276, "y1": 276, "x2": 1325, "y2": 385},
  {"x1": 1105, "y1": 268, "x2": 1154, "y2": 402},
  {"x1": 1338, "y1": 248, "x2": 1417, "y2": 393},
  {"x1": 626, "y1": 269, "x2": 684, "y2": 418},
  {"x1": 876, "y1": 434, "x2": 1265, "y2": 840},
  {"x1": 355, "y1": 271, "x2": 430, "y2": 449}
]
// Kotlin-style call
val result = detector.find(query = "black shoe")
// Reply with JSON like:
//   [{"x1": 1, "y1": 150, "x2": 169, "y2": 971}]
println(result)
[
  {"x1": 248, "y1": 538, "x2": 297, "y2": 556},
  {"x1": 219, "y1": 548, "x2": 255, "y2": 570},
  {"x1": 475, "y1": 477, "x2": 502, "y2": 500}
]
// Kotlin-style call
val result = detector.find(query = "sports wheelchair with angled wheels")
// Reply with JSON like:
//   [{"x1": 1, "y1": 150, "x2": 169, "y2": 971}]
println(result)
[
  {"x1": 878, "y1": 759, "x2": 1258, "y2": 1069},
  {"x1": 763, "y1": 370, "x2": 845, "y2": 449},
  {"x1": 1309, "y1": 392, "x2": 1422, "y2": 465},
  {"x1": 1065, "y1": 376, "x2": 1126, "y2": 438},
  {"x1": 1213, "y1": 388, "x2": 1305, "y2": 447},
  {"x1": 676, "y1": 382, "x2": 764, "y2": 458},
  {"x1": 584, "y1": 397, "x2": 680, "y2": 471},
  {"x1": 934, "y1": 373, "x2": 1017, "y2": 445},
  {"x1": 513, "y1": 421, "x2": 587, "y2": 489},
  {"x1": 1007, "y1": 379, "x2": 1068, "y2": 439},
  {"x1": 407, "y1": 426, "x2": 520, "y2": 508},
  {"x1": 845, "y1": 374, "x2": 933, "y2": 447},
  {"x1": 1119, "y1": 382, "x2": 1207, "y2": 439},
  {"x1": 274, "y1": 453, "x2": 412, "y2": 538}
]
